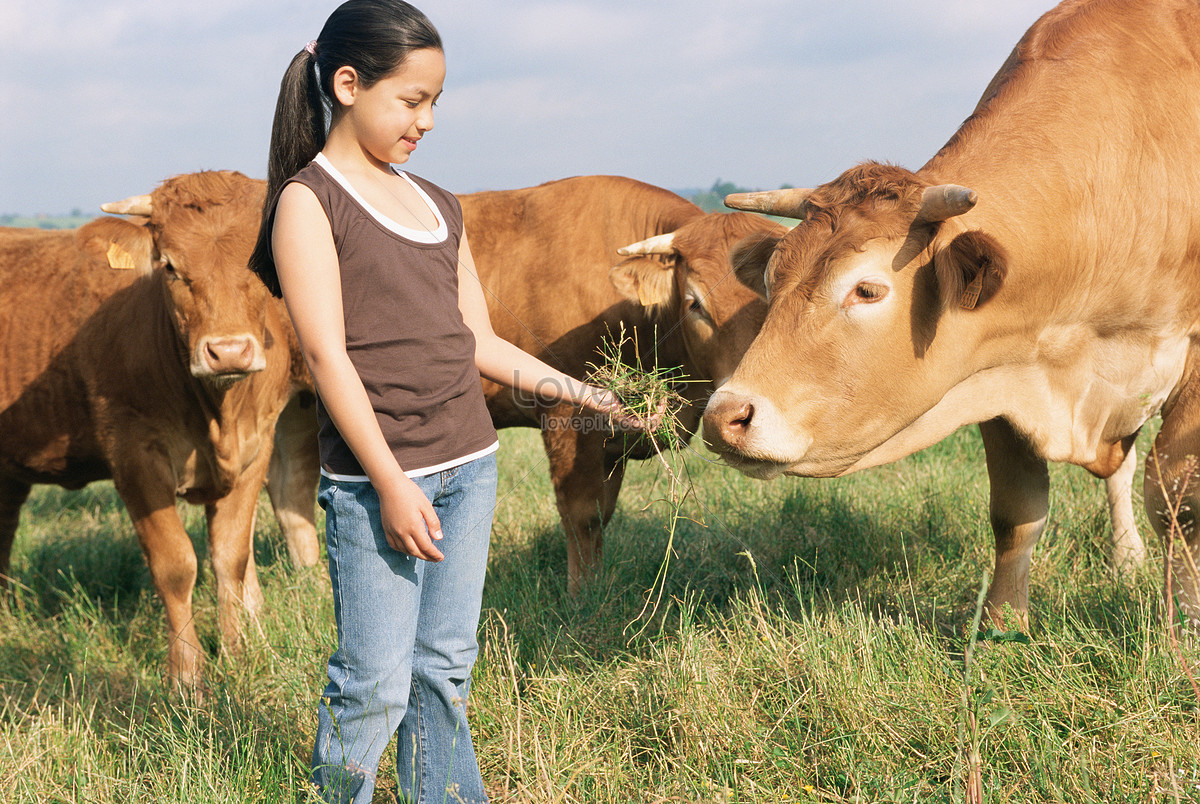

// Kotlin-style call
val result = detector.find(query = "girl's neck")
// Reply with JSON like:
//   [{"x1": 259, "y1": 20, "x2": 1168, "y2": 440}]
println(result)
[
  {"x1": 318, "y1": 125, "x2": 439, "y2": 233},
  {"x1": 321, "y1": 125, "x2": 397, "y2": 180}
]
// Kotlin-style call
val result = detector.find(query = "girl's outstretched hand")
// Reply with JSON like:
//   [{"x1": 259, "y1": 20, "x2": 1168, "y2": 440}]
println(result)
[
  {"x1": 379, "y1": 476, "x2": 444, "y2": 561},
  {"x1": 582, "y1": 386, "x2": 667, "y2": 433}
]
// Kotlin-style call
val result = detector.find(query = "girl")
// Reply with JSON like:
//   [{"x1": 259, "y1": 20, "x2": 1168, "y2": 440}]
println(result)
[{"x1": 249, "y1": 2, "x2": 645, "y2": 801}]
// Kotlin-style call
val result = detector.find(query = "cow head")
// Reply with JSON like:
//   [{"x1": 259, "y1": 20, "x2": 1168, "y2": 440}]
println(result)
[
  {"x1": 609, "y1": 211, "x2": 784, "y2": 389},
  {"x1": 703, "y1": 162, "x2": 1008, "y2": 478},
  {"x1": 103, "y1": 171, "x2": 272, "y2": 386}
]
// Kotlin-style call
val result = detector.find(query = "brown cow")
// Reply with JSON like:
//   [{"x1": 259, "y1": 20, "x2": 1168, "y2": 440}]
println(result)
[
  {"x1": 461, "y1": 175, "x2": 783, "y2": 592},
  {"x1": 705, "y1": 0, "x2": 1196, "y2": 626},
  {"x1": 0, "y1": 170, "x2": 294, "y2": 687}
]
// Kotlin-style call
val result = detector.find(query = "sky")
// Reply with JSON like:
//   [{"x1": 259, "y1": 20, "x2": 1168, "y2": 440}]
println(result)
[{"x1": 0, "y1": 0, "x2": 1054, "y2": 215}]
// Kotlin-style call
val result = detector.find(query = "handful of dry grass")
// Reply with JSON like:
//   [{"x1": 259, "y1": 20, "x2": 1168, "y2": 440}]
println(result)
[
  {"x1": 586, "y1": 325, "x2": 703, "y2": 631},
  {"x1": 584, "y1": 324, "x2": 692, "y2": 447}
]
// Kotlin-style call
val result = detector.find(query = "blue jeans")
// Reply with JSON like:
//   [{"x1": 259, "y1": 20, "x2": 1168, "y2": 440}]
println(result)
[{"x1": 312, "y1": 453, "x2": 498, "y2": 804}]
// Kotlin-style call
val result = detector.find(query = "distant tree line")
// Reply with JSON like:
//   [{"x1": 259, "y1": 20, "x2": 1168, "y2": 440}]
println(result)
[
  {"x1": 686, "y1": 180, "x2": 795, "y2": 213},
  {"x1": 0, "y1": 211, "x2": 92, "y2": 230}
]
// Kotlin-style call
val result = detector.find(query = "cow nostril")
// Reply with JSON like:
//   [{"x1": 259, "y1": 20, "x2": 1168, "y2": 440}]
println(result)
[
  {"x1": 729, "y1": 402, "x2": 754, "y2": 431},
  {"x1": 203, "y1": 337, "x2": 256, "y2": 373},
  {"x1": 703, "y1": 392, "x2": 758, "y2": 451}
]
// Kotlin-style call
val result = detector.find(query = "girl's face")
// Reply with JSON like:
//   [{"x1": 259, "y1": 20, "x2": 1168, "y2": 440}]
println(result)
[{"x1": 336, "y1": 47, "x2": 446, "y2": 167}]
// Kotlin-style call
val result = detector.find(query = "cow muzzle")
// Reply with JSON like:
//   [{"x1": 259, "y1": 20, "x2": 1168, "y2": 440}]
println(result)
[
  {"x1": 701, "y1": 387, "x2": 809, "y2": 479},
  {"x1": 192, "y1": 334, "x2": 266, "y2": 379}
]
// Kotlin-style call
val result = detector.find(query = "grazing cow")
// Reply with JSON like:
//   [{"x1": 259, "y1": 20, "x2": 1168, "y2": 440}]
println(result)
[
  {"x1": 465, "y1": 176, "x2": 785, "y2": 591},
  {"x1": 0, "y1": 171, "x2": 294, "y2": 686},
  {"x1": 705, "y1": 0, "x2": 1197, "y2": 625}
]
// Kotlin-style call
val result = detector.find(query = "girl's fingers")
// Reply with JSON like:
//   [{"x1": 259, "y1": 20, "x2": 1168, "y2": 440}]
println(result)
[
  {"x1": 393, "y1": 527, "x2": 444, "y2": 561},
  {"x1": 411, "y1": 502, "x2": 444, "y2": 560},
  {"x1": 590, "y1": 389, "x2": 619, "y2": 412},
  {"x1": 415, "y1": 533, "x2": 444, "y2": 562},
  {"x1": 379, "y1": 479, "x2": 444, "y2": 560},
  {"x1": 611, "y1": 399, "x2": 667, "y2": 432},
  {"x1": 383, "y1": 511, "x2": 444, "y2": 560},
  {"x1": 423, "y1": 504, "x2": 444, "y2": 541},
  {"x1": 583, "y1": 385, "x2": 669, "y2": 432}
]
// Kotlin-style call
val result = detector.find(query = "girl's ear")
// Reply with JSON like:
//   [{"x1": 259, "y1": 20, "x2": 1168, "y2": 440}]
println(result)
[{"x1": 330, "y1": 65, "x2": 360, "y2": 107}]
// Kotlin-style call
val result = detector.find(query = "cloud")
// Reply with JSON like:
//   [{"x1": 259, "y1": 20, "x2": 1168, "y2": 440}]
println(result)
[{"x1": 3, "y1": 0, "x2": 1052, "y2": 212}]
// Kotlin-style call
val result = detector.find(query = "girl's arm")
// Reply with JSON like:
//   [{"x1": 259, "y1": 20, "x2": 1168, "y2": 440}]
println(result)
[
  {"x1": 455, "y1": 229, "x2": 645, "y2": 422},
  {"x1": 273, "y1": 182, "x2": 446, "y2": 561}
]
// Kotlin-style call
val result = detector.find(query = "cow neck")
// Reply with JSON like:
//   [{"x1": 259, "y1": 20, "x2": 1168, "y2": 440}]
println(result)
[
  {"x1": 142, "y1": 270, "x2": 253, "y2": 493},
  {"x1": 192, "y1": 350, "x2": 265, "y2": 489}
]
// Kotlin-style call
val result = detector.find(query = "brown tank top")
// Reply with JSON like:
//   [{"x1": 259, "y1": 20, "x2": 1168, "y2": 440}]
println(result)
[{"x1": 283, "y1": 157, "x2": 497, "y2": 476}]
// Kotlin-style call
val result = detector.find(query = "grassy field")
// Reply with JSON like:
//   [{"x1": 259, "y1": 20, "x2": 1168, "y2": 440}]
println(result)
[{"x1": 0, "y1": 424, "x2": 1197, "y2": 803}]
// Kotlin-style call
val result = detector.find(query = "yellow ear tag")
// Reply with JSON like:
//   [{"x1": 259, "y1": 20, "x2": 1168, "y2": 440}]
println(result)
[
  {"x1": 106, "y1": 240, "x2": 136, "y2": 270},
  {"x1": 959, "y1": 272, "x2": 984, "y2": 310}
]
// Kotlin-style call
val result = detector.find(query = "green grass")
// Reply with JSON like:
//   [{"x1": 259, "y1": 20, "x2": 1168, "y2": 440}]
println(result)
[{"x1": 1, "y1": 425, "x2": 1197, "y2": 802}]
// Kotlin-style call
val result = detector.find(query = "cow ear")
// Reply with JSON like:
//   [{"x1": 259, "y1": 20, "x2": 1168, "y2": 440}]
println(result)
[
  {"x1": 76, "y1": 217, "x2": 156, "y2": 276},
  {"x1": 609, "y1": 256, "x2": 676, "y2": 308},
  {"x1": 729, "y1": 233, "x2": 781, "y2": 299},
  {"x1": 934, "y1": 230, "x2": 1007, "y2": 310}
]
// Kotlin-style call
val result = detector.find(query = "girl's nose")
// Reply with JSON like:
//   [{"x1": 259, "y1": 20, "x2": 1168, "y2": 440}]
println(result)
[{"x1": 418, "y1": 106, "x2": 435, "y2": 133}]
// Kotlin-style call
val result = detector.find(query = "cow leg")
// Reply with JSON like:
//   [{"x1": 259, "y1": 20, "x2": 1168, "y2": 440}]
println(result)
[
  {"x1": 206, "y1": 448, "x2": 273, "y2": 658},
  {"x1": 541, "y1": 412, "x2": 625, "y2": 595},
  {"x1": 242, "y1": 517, "x2": 263, "y2": 617},
  {"x1": 1144, "y1": 395, "x2": 1200, "y2": 632},
  {"x1": 266, "y1": 393, "x2": 321, "y2": 568},
  {"x1": 0, "y1": 477, "x2": 32, "y2": 583},
  {"x1": 114, "y1": 474, "x2": 204, "y2": 689},
  {"x1": 978, "y1": 418, "x2": 1049, "y2": 629},
  {"x1": 1105, "y1": 443, "x2": 1145, "y2": 576}
]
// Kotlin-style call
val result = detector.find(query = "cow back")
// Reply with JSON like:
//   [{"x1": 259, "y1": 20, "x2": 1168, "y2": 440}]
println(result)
[{"x1": 461, "y1": 175, "x2": 704, "y2": 402}]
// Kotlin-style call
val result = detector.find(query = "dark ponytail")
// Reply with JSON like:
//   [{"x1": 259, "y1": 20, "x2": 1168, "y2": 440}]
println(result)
[{"x1": 250, "y1": 0, "x2": 442, "y2": 296}]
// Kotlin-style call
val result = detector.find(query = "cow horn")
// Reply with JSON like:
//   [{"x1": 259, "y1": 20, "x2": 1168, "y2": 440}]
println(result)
[
  {"x1": 915, "y1": 184, "x2": 977, "y2": 223},
  {"x1": 618, "y1": 232, "x2": 677, "y2": 256},
  {"x1": 101, "y1": 194, "x2": 153, "y2": 216},
  {"x1": 724, "y1": 188, "x2": 813, "y2": 219}
]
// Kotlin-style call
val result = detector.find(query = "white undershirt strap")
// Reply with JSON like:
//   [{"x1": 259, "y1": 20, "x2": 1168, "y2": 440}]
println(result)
[{"x1": 313, "y1": 152, "x2": 448, "y2": 243}]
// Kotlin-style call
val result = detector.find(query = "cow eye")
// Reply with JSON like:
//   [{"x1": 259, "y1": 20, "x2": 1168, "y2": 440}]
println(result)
[
  {"x1": 162, "y1": 261, "x2": 190, "y2": 286},
  {"x1": 684, "y1": 294, "x2": 710, "y2": 321},
  {"x1": 848, "y1": 281, "x2": 889, "y2": 305}
]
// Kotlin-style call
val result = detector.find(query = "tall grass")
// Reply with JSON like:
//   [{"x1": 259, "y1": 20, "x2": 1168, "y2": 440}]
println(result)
[{"x1": 1, "y1": 425, "x2": 1197, "y2": 802}]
